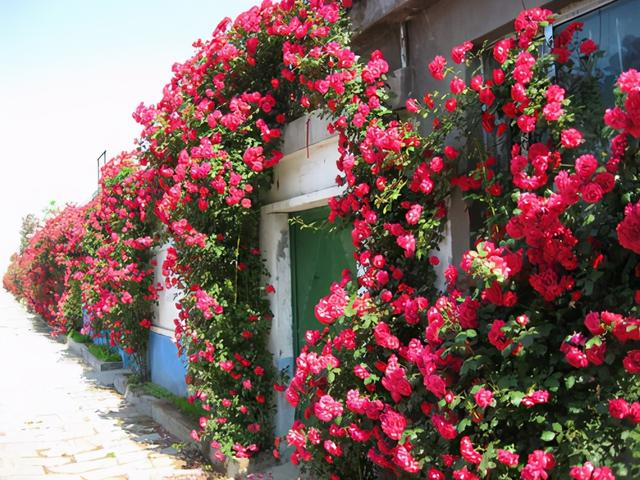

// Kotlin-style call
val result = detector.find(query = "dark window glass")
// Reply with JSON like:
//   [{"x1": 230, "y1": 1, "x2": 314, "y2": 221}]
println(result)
[{"x1": 554, "y1": 0, "x2": 640, "y2": 105}]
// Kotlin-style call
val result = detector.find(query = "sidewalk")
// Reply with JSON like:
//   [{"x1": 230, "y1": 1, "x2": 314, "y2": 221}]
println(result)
[{"x1": 0, "y1": 290, "x2": 211, "y2": 480}]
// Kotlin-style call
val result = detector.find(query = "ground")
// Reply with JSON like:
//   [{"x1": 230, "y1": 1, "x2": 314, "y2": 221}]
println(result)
[{"x1": 0, "y1": 290, "x2": 213, "y2": 480}]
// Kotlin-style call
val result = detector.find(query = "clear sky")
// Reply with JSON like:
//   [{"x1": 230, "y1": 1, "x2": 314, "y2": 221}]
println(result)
[{"x1": 0, "y1": 0, "x2": 258, "y2": 273}]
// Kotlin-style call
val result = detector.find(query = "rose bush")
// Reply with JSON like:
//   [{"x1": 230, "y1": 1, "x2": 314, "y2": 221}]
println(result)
[
  {"x1": 285, "y1": 7, "x2": 640, "y2": 480},
  {"x1": 4, "y1": 204, "x2": 87, "y2": 334},
  {"x1": 4, "y1": 152, "x2": 158, "y2": 370},
  {"x1": 73, "y1": 153, "x2": 159, "y2": 370},
  {"x1": 132, "y1": 0, "x2": 361, "y2": 460}
]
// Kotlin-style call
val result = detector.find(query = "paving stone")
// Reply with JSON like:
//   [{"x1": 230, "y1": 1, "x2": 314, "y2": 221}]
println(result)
[
  {"x1": 12, "y1": 456, "x2": 74, "y2": 468},
  {"x1": 45, "y1": 457, "x2": 119, "y2": 474},
  {"x1": 73, "y1": 447, "x2": 117, "y2": 463},
  {"x1": 0, "y1": 463, "x2": 46, "y2": 476}
]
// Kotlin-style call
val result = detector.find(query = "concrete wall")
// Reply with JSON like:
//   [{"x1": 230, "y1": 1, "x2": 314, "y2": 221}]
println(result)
[
  {"x1": 148, "y1": 330, "x2": 188, "y2": 397},
  {"x1": 148, "y1": 243, "x2": 188, "y2": 397},
  {"x1": 151, "y1": 244, "x2": 182, "y2": 332},
  {"x1": 353, "y1": 0, "x2": 575, "y2": 106}
]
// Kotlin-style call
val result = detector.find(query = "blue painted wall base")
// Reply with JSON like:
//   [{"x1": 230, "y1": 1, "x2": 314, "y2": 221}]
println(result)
[{"x1": 148, "y1": 331, "x2": 188, "y2": 397}]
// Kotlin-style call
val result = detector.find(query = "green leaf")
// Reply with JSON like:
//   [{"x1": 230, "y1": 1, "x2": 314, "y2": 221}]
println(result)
[
  {"x1": 457, "y1": 418, "x2": 471, "y2": 433},
  {"x1": 585, "y1": 336, "x2": 602, "y2": 348},
  {"x1": 541, "y1": 431, "x2": 556, "y2": 442},
  {"x1": 509, "y1": 391, "x2": 524, "y2": 406}
]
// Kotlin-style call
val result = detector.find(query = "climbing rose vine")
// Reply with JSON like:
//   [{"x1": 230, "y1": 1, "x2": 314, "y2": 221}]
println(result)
[
  {"x1": 285, "y1": 7, "x2": 640, "y2": 480},
  {"x1": 4, "y1": 153, "x2": 158, "y2": 369},
  {"x1": 133, "y1": 0, "x2": 357, "y2": 461},
  {"x1": 3, "y1": 205, "x2": 86, "y2": 333},
  {"x1": 74, "y1": 153, "x2": 159, "y2": 370}
]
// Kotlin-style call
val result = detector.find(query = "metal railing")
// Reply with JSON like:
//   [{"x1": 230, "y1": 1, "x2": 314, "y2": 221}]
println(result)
[{"x1": 96, "y1": 150, "x2": 107, "y2": 181}]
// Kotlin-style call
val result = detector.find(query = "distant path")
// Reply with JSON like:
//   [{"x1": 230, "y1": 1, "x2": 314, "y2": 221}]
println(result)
[{"x1": 0, "y1": 290, "x2": 209, "y2": 480}]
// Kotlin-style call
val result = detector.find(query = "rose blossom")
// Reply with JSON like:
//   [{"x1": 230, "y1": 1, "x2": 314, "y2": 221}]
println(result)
[
  {"x1": 497, "y1": 449, "x2": 520, "y2": 467},
  {"x1": 561, "y1": 128, "x2": 584, "y2": 148},
  {"x1": 617, "y1": 201, "x2": 640, "y2": 254},
  {"x1": 380, "y1": 407, "x2": 407, "y2": 440},
  {"x1": 474, "y1": 388, "x2": 494, "y2": 408},
  {"x1": 609, "y1": 398, "x2": 630, "y2": 419},
  {"x1": 623, "y1": 350, "x2": 640, "y2": 373}
]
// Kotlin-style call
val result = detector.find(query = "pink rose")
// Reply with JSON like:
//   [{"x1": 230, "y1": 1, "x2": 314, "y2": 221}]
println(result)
[
  {"x1": 561, "y1": 128, "x2": 584, "y2": 148},
  {"x1": 474, "y1": 388, "x2": 494, "y2": 408},
  {"x1": 497, "y1": 449, "x2": 519, "y2": 467}
]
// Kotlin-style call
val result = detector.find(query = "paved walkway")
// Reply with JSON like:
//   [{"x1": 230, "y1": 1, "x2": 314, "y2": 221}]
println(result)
[{"x1": 0, "y1": 290, "x2": 210, "y2": 480}]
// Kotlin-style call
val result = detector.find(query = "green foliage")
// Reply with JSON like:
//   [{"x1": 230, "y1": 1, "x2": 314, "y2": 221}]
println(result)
[
  {"x1": 139, "y1": 382, "x2": 208, "y2": 422},
  {"x1": 87, "y1": 343, "x2": 121, "y2": 363},
  {"x1": 67, "y1": 329, "x2": 91, "y2": 344}
]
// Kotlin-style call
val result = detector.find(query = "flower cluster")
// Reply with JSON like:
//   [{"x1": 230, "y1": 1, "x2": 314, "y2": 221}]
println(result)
[
  {"x1": 75, "y1": 154, "x2": 159, "y2": 366},
  {"x1": 3, "y1": 205, "x2": 87, "y2": 333}
]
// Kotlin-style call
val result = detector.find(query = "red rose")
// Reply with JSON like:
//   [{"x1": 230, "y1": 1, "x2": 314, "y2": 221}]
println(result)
[
  {"x1": 617, "y1": 201, "x2": 640, "y2": 254},
  {"x1": 428, "y1": 55, "x2": 447, "y2": 80},
  {"x1": 584, "y1": 312, "x2": 604, "y2": 335},
  {"x1": 405, "y1": 98, "x2": 420, "y2": 113},
  {"x1": 629, "y1": 402, "x2": 640, "y2": 423},
  {"x1": 623, "y1": 350, "x2": 640, "y2": 373},
  {"x1": 449, "y1": 76, "x2": 466, "y2": 94},
  {"x1": 493, "y1": 68, "x2": 505, "y2": 85},
  {"x1": 582, "y1": 182, "x2": 604, "y2": 204},
  {"x1": 608, "y1": 398, "x2": 630, "y2": 419},
  {"x1": 428, "y1": 468, "x2": 445, "y2": 480},
  {"x1": 543, "y1": 102, "x2": 563, "y2": 121},
  {"x1": 575, "y1": 154, "x2": 598, "y2": 179},
  {"x1": 380, "y1": 407, "x2": 406, "y2": 440},
  {"x1": 517, "y1": 114, "x2": 537, "y2": 133},
  {"x1": 497, "y1": 449, "x2": 520, "y2": 467},
  {"x1": 432, "y1": 414, "x2": 457, "y2": 440},
  {"x1": 585, "y1": 342, "x2": 606, "y2": 366},
  {"x1": 489, "y1": 320, "x2": 511, "y2": 351},
  {"x1": 565, "y1": 346, "x2": 589, "y2": 368},
  {"x1": 617, "y1": 68, "x2": 640, "y2": 94},
  {"x1": 561, "y1": 128, "x2": 584, "y2": 148},
  {"x1": 451, "y1": 40, "x2": 473, "y2": 64},
  {"x1": 460, "y1": 436, "x2": 482, "y2": 464},
  {"x1": 580, "y1": 38, "x2": 598, "y2": 55}
]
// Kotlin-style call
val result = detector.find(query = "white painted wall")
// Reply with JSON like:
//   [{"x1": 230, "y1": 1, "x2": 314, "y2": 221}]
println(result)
[
  {"x1": 151, "y1": 243, "x2": 183, "y2": 337},
  {"x1": 261, "y1": 114, "x2": 341, "y2": 438}
]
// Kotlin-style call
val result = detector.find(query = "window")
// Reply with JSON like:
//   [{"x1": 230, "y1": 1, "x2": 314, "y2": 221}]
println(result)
[
  {"x1": 553, "y1": 0, "x2": 640, "y2": 106},
  {"x1": 465, "y1": 0, "x2": 640, "y2": 240}
]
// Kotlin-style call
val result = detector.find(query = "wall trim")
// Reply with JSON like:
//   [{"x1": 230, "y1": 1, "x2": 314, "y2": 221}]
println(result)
[
  {"x1": 262, "y1": 185, "x2": 344, "y2": 214},
  {"x1": 150, "y1": 325, "x2": 175, "y2": 339}
]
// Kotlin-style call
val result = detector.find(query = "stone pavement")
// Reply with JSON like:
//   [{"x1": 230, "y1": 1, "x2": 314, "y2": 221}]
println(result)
[{"x1": 0, "y1": 290, "x2": 213, "y2": 480}]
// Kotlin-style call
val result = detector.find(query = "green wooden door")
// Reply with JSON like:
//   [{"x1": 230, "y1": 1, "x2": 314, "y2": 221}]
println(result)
[{"x1": 290, "y1": 206, "x2": 355, "y2": 356}]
